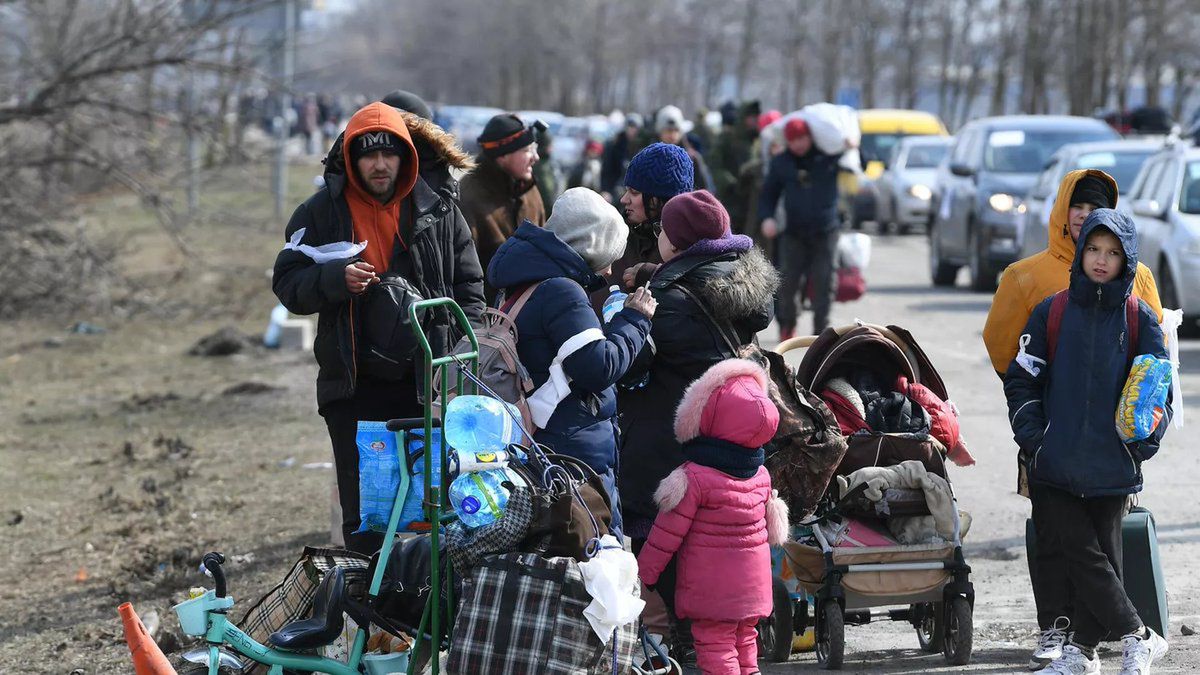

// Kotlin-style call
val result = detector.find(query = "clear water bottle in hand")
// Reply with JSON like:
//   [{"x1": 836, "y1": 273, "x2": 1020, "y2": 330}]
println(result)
[
  {"x1": 449, "y1": 467, "x2": 519, "y2": 529},
  {"x1": 443, "y1": 395, "x2": 524, "y2": 453},
  {"x1": 602, "y1": 285, "x2": 628, "y2": 323}
]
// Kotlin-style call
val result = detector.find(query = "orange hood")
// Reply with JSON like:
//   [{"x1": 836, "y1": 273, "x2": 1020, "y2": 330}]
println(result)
[
  {"x1": 1045, "y1": 169, "x2": 1119, "y2": 264},
  {"x1": 342, "y1": 102, "x2": 420, "y2": 202},
  {"x1": 341, "y1": 103, "x2": 419, "y2": 273}
]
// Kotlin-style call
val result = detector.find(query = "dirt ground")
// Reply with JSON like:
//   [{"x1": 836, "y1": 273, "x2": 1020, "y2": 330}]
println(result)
[{"x1": 3, "y1": 161, "x2": 1199, "y2": 674}]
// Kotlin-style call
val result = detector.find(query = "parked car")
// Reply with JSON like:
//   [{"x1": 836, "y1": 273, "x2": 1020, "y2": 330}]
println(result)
[
  {"x1": 873, "y1": 136, "x2": 952, "y2": 234},
  {"x1": 434, "y1": 105, "x2": 504, "y2": 155},
  {"x1": 1120, "y1": 142, "x2": 1200, "y2": 332},
  {"x1": 847, "y1": 109, "x2": 949, "y2": 229},
  {"x1": 1016, "y1": 140, "x2": 1159, "y2": 259},
  {"x1": 928, "y1": 115, "x2": 1119, "y2": 290}
]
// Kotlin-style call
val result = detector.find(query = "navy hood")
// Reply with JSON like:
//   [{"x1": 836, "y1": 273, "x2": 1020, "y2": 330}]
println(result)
[
  {"x1": 487, "y1": 221, "x2": 606, "y2": 292},
  {"x1": 1069, "y1": 208, "x2": 1138, "y2": 309}
]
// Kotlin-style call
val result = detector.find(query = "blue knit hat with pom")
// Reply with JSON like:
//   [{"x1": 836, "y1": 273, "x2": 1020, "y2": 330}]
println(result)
[{"x1": 623, "y1": 142, "x2": 694, "y2": 199}]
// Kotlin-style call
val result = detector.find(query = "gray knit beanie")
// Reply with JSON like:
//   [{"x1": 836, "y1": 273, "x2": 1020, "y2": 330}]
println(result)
[{"x1": 545, "y1": 188, "x2": 629, "y2": 272}]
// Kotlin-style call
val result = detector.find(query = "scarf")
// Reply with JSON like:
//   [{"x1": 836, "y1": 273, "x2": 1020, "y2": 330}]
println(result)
[{"x1": 682, "y1": 437, "x2": 765, "y2": 479}]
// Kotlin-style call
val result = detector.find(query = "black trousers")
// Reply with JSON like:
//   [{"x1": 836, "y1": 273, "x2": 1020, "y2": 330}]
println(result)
[
  {"x1": 1030, "y1": 484, "x2": 1141, "y2": 647},
  {"x1": 321, "y1": 379, "x2": 424, "y2": 555},
  {"x1": 1029, "y1": 484, "x2": 1075, "y2": 630},
  {"x1": 777, "y1": 230, "x2": 839, "y2": 334}
]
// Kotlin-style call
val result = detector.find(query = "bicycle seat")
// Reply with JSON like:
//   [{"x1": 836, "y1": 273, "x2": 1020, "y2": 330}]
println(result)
[{"x1": 268, "y1": 566, "x2": 347, "y2": 651}]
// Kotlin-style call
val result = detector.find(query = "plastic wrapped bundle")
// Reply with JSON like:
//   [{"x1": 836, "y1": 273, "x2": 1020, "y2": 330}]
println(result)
[{"x1": 1116, "y1": 355, "x2": 1172, "y2": 442}]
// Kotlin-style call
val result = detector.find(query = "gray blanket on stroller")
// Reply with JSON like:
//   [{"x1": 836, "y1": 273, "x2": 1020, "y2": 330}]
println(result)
[{"x1": 836, "y1": 460, "x2": 967, "y2": 544}]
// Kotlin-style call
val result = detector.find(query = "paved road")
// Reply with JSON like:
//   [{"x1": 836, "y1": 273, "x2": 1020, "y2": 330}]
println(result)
[{"x1": 757, "y1": 231, "x2": 1200, "y2": 673}]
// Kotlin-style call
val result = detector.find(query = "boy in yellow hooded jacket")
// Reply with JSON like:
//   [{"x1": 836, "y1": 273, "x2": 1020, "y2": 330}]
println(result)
[
  {"x1": 983, "y1": 169, "x2": 1162, "y2": 377},
  {"x1": 982, "y1": 168, "x2": 1162, "y2": 670}
]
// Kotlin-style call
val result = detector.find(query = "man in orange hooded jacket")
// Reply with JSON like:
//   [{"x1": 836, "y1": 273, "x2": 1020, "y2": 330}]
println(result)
[
  {"x1": 273, "y1": 102, "x2": 484, "y2": 553},
  {"x1": 982, "y1": 168, "x2": 1161, "y2": 669}
]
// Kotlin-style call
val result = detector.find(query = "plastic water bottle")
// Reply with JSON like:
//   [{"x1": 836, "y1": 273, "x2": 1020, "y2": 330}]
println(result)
[
  {"x1": 449, "y1": 467, "x2": 519, "y2": 529},
  {"x1": 602, "y1": 285, "x2": 628, "y2": 323},
  {"x1": 449, "y1": 447, "x2": 527, "y2": 476},
  {"x1": 443, "y1": 395, "x2": 524, "y2": 453},
  {"x1": 263, "y1": 303, "x2": 289, "y2": 348}
]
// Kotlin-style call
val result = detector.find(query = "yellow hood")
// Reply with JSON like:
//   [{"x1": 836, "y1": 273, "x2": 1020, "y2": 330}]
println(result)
[{"x1": 1045, "y1": 169, "x2": 1119, "y2": 263}]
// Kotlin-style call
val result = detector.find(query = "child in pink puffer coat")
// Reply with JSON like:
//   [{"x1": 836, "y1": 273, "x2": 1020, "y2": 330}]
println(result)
[{"x1": 637, "y1": 359, "x2": 789, "y2": 675}]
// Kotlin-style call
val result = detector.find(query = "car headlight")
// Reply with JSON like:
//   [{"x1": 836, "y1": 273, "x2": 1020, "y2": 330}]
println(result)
[
  {"x1": 988, "y1": 193, "x2": 1017, "y2": 213},
  {"x1": 908, "y1": 184, "x2": 933, "y2": 201}
]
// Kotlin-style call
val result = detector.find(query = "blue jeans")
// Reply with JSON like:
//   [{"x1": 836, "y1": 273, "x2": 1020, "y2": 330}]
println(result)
[{"x1": 599, "y1": 467, "x2": 624, "y2": 542}]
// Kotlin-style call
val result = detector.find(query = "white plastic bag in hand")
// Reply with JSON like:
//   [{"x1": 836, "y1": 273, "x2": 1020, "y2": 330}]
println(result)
[
  {"x1": 1160, "y1": 308, "x2": 1185, "y2": 428},
  {"x1": 838, "y1": 232, "x2": 872, "y2": 270},
  {"x1": 283, "y1": 227, "x2": 367, "y2": 263}
]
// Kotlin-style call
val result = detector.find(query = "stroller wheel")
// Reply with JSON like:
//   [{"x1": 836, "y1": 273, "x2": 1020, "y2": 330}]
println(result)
[
  {"x1": 914, "y1": 602, "x2": 944, "y2": 653},
  {"x1": 757, "y1": 577, "x2": 793, "y2": 662},
  {"x1": 815, "y1": 601, "x2": 844, "y2": 670},
  {"x1": 942, "y1": 597, "x2": 973, "y2": 666}
]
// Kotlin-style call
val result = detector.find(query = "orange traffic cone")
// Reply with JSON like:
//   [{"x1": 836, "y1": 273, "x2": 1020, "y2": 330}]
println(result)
[{"x1": 118, "y1": 602, "x2": 177, "y2": 675}]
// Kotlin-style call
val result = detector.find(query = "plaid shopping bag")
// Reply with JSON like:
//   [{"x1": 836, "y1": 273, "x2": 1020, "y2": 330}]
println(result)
[
  {"x1": 447, "y1": 552, "x2": 636, "y2": 675},
  {"x1": 235, "y1": 546, "x2": 370, "y2": 673},
  {"x1": 445, "y1": 486, "x2": 535, "y2": 577}
]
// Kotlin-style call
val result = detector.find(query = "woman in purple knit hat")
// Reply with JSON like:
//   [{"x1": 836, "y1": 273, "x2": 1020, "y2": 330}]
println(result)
[{"x1": 617, "y1": 189, "x2": 778, "y2": 668}]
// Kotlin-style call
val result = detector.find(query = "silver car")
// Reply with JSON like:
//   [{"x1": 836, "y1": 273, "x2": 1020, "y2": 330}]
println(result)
[
  {"x1": 1017, "y1": 140, "x2": 1158, "y2": 259},
  {"x1": 1121, "y1": 142, "x2": 1200, "y2": 332},
  {"x1": 874, "y1": 136, "x2": 952, "y2": 233}
]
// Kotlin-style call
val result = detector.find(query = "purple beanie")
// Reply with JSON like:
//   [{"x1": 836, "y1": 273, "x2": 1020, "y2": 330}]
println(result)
[{"x1": 661, "y1": 190, "x2": 731, "y2": 250}]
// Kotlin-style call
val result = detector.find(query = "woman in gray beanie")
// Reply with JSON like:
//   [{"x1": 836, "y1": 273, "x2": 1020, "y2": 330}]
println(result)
[{"x1": 486, "y1": 188, "x2": 657, "y2": 537}]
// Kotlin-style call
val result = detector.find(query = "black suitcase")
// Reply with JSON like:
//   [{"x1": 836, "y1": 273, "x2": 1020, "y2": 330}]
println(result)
[{"x1": 1025, "y1": 506, "x2": 1167, "y2": 637}]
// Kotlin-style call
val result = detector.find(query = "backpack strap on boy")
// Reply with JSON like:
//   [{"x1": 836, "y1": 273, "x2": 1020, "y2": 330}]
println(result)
[{"x1": 1045, "y1": 289, "x2": 1139, "y2": 363}]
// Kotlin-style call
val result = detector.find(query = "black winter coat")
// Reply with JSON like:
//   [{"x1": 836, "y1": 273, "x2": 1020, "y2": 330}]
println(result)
[
  {"x1": 272, "y1": 170, "x2": 485, "y2": 412},
  {"x1": 618, "y1": 247, "x2": 778, "y2": 524},
  {"x1": 758, "y1": 148, "x2": 842, "y2": 235}
]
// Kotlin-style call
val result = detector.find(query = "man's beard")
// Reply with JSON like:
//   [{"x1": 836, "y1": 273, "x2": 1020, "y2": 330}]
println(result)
[{"x1": 363, "y1": 173, "x2": 397, "y2": 201}]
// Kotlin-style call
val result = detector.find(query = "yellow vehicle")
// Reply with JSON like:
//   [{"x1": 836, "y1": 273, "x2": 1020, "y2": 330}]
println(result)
[{"x1": 843, "y1": 109, "x2": 949, "y2": 229}]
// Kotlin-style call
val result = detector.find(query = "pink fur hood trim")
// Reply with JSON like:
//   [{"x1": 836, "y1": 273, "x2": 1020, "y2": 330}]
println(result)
[{"x1": 674, "y1": 358, "x2": 771, "y2": 444}]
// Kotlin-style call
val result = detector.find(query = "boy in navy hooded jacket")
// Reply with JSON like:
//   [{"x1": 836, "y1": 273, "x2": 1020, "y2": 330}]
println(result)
[{"x1": 1005, "y1": 208, "x2": 1170, "y2": 674}]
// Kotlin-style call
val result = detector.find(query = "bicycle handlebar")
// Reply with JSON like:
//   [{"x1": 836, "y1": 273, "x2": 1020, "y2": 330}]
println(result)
[{"x1": 202, "y1": 552, "x2": 227, "y2": 598}]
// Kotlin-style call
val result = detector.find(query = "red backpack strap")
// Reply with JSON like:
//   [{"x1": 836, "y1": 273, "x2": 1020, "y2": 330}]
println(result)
[
  {"x1": 1046, "y1": 290, "x2": 1069, "y2": 363},
  {"x1": 1125, "y1": 295, "x2": 1140, "y2": 362}
]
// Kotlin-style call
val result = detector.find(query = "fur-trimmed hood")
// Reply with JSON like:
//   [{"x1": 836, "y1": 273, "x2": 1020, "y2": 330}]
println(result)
[
  {"x1": 674, "y1": 358, "x2": 776, "y2": 445},
  {"x1": 697, "y1": 247, "x2": 779, "y2": 322},
  {"x1": 323, "y1": 111, "x2": 474, "y2": 185}
]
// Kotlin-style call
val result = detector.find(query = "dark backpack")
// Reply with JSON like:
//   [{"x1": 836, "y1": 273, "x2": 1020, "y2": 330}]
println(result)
[
  {"x1": 358, "y1": 273, "x2": 426, "y2": 380},
  {"x1": 1046, "y1": 290, "x2": 1140, "y2": 363}
]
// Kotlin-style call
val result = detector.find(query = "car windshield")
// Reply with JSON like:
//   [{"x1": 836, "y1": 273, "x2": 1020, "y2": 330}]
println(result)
[
  {"x1": 904, "y1": 144, "x2": 948, "y2": 169},
  {"x1": 1073, "y1": 150, "x2": 1155, "y2": 194},
  {"x1": 984, "y1": 129, "x2": 1116, "y2": 173},
  {"x1": 860, "y1": 133, "x2": 909, "y2": 168},
  {"x1": 1181, "y1": 161, "x2": 1200, "y2": 214}
]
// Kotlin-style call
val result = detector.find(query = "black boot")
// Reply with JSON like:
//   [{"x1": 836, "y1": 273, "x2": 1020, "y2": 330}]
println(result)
[{"x1": 670, "y1": 617, "x2": 699, "y2": 674}]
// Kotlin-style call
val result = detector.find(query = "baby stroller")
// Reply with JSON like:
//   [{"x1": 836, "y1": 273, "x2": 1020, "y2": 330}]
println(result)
[{"x1": 773, "y1": 323, "x2": 975, "y2": 670}]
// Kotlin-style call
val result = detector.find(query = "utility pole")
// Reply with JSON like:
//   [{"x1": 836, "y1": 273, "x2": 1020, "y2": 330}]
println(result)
[{"x1": 273, "y1": 0, "x2": 295, "y2": 220}]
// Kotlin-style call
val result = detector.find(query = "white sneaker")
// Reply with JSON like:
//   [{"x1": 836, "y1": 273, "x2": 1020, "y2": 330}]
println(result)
[
  {"x1": 1030, "y1": 617, "x2": 1071, "y2": 670},
  {"x1": 1037, "y1": 644, "x2": 1101, "y2": 674},
  {"x1": 1120, "y1": 627, "x2": 1168, "y2": 674}
]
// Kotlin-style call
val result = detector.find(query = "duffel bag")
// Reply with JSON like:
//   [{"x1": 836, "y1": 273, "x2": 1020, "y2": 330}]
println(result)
[
  {"x1": 447, "y1": 552, "x2": 636, "y2": 675},
  {"x1": 510, "y1": 447, "x2": 612, "y2": 561},
  {"x1": 236, "y1": 547, "x2": 371, "y2": 674}
]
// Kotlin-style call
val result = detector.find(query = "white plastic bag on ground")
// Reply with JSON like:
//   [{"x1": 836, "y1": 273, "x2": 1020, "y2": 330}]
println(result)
[
  {"x1": 1161, "y1": 309, "x2": 1185, "y2": 428},
  {"x1": 838, "y1": 232, "x2": 872, "y2": 270}
]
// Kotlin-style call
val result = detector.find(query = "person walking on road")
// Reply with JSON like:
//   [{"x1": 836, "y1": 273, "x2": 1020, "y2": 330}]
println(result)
[
  {"x1": 459, "y1": 113, "x2": 546, "y2": 301},
  {"x1": 487, "y1": 188, "x2": 656, "y2": 539},
  {"x1": 758, "y1": 117, "x2": 843, "y2": 339},
  {"x1": 983, "y1": 169, "x2": 1163, "y2": 670},
  {"x1": 637, "y1": 358, "x2": 789, "y2": 675},
  {"x1": 273, "y1": 102, "x2": 485, "y2": 554},
  {"x1": 1004, "y1": 209, "x2": 1170, "y2": 675},
  {"x1": 619, "y1": 190, "x2": 778, "y2": 670},
  {"x1": 710, "y1": 100, "x2": 762, "y2": 235}
]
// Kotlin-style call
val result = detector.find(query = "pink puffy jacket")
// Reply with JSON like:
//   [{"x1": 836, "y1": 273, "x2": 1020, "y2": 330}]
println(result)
[{"x1": 637, "y1": 461, "x2": 788, "y2": 621}]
